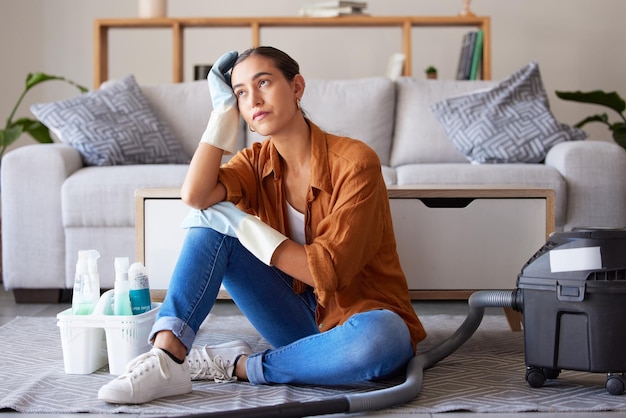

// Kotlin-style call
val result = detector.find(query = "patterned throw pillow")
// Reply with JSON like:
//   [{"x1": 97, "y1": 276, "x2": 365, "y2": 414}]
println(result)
[
  {"x1": 431, "y1": 62, "x2": 587, "y2": 164},
  {"x1": 30, "y1": 75, "x2": 190, "y2": 166}
]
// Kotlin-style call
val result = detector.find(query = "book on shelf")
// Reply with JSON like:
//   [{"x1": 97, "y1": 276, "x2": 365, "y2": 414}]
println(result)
[
  {"x1": 299, "y1": 1, "x2": 367, "y2": 17},
  {"x1": 469, "y1": 30, "x2": 483, "y2": 80},
  {"x1": 299, "y1": 6, "x2": 367, "y2": 17},
  {"x1": 308, "y1": 1, "x2": 367, "y2": 8},
  {"x1": 456, "y1": 30, "x2": 483, "y2": 80},
  {"x1": 455, "y1": 31, "x2": 474, "y2": 80},
  {"x1": 472, "y1": 54, "x2": 483, "y2": 80},
  {"x1": 455, "y1": 32, "x2": 469, "y2": 79}
]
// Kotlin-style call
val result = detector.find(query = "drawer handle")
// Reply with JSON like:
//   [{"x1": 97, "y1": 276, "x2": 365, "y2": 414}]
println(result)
[{"x1": 419, "y1": 198, "x2": 474, "y2": 208}]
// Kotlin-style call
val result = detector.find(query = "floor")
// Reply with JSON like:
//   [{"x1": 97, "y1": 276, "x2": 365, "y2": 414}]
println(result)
[{"x1": 1, "y1": 286, "x2": 625, "y2": 418}]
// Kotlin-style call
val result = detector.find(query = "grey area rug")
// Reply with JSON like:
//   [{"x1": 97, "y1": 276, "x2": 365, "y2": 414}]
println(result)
[{"x1": 1, "y1": 312, "x2": 625, "y2": 415}]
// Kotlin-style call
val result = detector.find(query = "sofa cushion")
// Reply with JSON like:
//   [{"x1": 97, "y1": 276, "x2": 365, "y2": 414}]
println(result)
[
  {"x1": 30, "y1": 75, "x2": 190, "y2": 166},
  {"x1": 381, "y1": 165, "x2": 396, "y2": 186},
  {"x1": 390, "y1": 78, "x2": 498, "y2": 166},
  {"x1": 61, "y1": 165, "x2": 189, "y2": 227},
  {"x1": 140, "y1": 80, "x2": 246, "y2": 159},
  {"x1": 245, "y1": 77, "x2": 395, "y2": 166},
  {"x1": 394, "y1": 163, "x2": 567, "y2": 227},
  {"x1": 431, "y1": 61, "x2": 587, "y2": 164}
]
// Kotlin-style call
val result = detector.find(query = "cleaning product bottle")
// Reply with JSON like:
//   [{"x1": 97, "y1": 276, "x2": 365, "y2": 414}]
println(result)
[
  {"x1": 113, "y1": 257, "x2": 133, "y2": 316},
  {"x1": 93, "y1": 288, "x2": 114, "y2": 315},
  {"x1": 128, "y1": 262, "x2": 152, "y2": 315},
  {"x1": 71, "y1": 250, "x2": 101, "y2": 315}
]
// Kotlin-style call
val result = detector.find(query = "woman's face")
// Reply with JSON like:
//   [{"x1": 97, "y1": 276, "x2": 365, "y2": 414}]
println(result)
[{"x1": 231, "y1": 54, "x2": 302, "y2": 137}]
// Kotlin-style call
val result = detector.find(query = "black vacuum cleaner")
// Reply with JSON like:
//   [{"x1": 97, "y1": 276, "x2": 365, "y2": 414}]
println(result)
[
  {"x1": 517, "y1": 227, "x2": 626, "y2": 395},
  {"x1": 174, "y1": 228, "x2": 626, "y2": 418}
]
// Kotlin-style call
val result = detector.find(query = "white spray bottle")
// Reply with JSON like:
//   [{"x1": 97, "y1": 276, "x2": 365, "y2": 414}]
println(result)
[
  {"x1": 113, "y1": 257, "x2": 133, "y2": 316},
  {"x1": 71, "y1": 250, "x2": 101, "y2": 315},
  {"x1": 128, "y1": 262, "x2": 152, "y2": 315}
]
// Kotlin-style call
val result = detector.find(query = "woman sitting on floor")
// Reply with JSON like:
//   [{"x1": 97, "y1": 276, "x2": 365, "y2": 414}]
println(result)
[{"x1": 98, "y1": 46, "x2": 426, "y2": 405}]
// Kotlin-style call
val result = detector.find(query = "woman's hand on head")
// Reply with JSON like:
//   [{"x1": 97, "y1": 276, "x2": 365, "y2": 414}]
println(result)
[{"x1": 199, "y1": 51, "x2": 240, "y2": 154}]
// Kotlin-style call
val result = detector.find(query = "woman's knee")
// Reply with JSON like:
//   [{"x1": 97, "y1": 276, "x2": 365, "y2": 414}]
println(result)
[
  {"x1": 344, "y1": 310, "x2": 414, "y2": 378},
  {"x1": 354, "y1": 310, "x2": 411, "y2": 344}
]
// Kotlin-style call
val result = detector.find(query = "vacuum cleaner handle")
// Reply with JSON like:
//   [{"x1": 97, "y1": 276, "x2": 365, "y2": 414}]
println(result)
[
  {"x1": 171, "y1": 290, "x2": 518, "y2": 418},
  {"x1": 185, "y1": 397, "x2": 349, "y2": 418}
]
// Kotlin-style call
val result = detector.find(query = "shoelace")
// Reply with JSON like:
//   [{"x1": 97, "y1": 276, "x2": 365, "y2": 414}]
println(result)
[
  {"x1": 122, "y1": 349, "x2": 171, "y2": 382},
  {"x1": 188, "y1": 352, "x2": 235, "y2": 382}
]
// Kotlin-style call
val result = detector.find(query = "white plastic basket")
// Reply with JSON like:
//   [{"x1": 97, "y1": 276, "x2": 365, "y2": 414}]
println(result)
[
  {"x1": 103, "y1": 303, "x2": 160, "y2": 375},
  {"x1": 57, "y1": 309, "x2": 107, "y2": 374},
  {"x1": 57, "y1": 302, "x2": 161, "y2": 375}
]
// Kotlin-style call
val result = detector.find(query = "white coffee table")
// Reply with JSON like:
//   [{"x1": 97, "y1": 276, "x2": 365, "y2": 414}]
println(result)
[{"x1": 135, "y1": 186, "x2": 555, "y2": 331}]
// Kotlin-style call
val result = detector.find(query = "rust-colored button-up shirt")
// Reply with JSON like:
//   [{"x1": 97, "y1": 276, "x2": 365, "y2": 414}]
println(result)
[{"x1": 219, "y1": 120, "x2": 426, "y2": 350}]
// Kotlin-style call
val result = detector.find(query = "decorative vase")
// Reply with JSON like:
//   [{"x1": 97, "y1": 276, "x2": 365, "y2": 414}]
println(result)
[
  {"x1": 138, "y1": 0, "x2": 167, "y2": 18},
  {"x1": 459, "y1": 0, "x2": 476, "y2": 17}
]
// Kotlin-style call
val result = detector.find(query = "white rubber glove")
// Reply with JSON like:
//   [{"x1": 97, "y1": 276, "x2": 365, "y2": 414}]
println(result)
[
  {"x1": 200, "y1": 51, "x2": 239, "y2": 154},
  {"x1": 182, "y1": 202, "x2": 288, "y2": 266}
]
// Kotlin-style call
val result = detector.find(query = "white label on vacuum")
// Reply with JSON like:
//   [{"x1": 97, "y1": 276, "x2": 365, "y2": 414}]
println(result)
[{"x1": 549, "y1": 246, "x2": 602, "y2": 273}]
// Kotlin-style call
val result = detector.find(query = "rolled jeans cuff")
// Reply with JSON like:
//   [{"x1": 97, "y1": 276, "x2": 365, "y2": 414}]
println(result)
[
  {"x1": 246, "y1": 350, "x2": 269, "y2": 385},
  {"x1": 148, "y1": 316, "x2": 197, "y2": 355}
]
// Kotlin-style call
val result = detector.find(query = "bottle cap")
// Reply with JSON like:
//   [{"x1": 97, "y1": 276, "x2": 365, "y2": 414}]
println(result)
[
  {"x1": 76, "y1": 250, "x2": 89, "y2": 274},
  {"x1": 115, "y1": 257, "x2": 130, "y2": 281},
  {"x1": 85, "y1": 249, "x2": 100, "y2": 274},
  {"x1": 128, "y1": 262, "x2": 148, "y2": 278}
]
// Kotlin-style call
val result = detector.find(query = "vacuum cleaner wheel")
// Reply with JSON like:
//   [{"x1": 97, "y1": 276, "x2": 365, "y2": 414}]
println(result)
[
  {"x1": 606, "y1": 373, "x2": 626, "y2": 396},
  {"x1": 525, "y1": 366, "x2": 557, "y2": 388},
  {"x1": 526, "y1": 366, "x2": 625, "y2": 395}
]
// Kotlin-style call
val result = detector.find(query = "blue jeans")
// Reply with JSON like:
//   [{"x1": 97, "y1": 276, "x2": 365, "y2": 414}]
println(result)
[{"x1": 150, "y1": 227, "x2": 415, "y2": 385}]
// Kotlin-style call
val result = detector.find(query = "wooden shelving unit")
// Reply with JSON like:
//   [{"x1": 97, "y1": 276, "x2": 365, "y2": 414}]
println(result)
[{"x1": 93, "y1": 15, "x2": 491, "y2": 89}]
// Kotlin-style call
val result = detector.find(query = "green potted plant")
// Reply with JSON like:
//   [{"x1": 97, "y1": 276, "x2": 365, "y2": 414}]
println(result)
[
  {"x1": 0, "y1": 72, "x2": 88, "y2": 159},
  {"x1": 425, "y1": 66, "x2": 438, "y2": 80},
  {"x1": 555, "y1": 89, "x2": 626, "y2": 151}
]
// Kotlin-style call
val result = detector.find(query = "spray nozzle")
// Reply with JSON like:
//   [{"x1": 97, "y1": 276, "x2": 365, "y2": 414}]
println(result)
[
  {"x1": 115, "y1": 257, "x2": 130, "y2": 281},
  {"x1": 78, "y1": 249, "x2": 101, "y2": 274}
]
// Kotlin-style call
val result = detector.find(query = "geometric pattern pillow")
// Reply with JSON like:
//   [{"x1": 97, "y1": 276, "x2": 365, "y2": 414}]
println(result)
[
  {"x1": 30, "y1": 75, "x2": 190, "y2": 166},
  {"x1": 431, "y1": 61, "x2": 587, "y2": 164}
]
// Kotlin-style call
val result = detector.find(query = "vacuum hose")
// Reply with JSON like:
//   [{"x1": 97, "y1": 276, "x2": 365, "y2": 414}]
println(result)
[{"x1": 176, "y1": 290, "x2": 521, "y2": 418}]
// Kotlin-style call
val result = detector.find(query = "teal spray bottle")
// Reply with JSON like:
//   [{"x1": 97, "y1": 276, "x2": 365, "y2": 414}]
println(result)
[
  {"x1": 113, "y1": 257, "x2": 133, "y2": 315},
  {"x1": 128, "y1": 262, "x2": 152, "y2": 315},
  {"x1": 71, "y1": 250, "x2": 101, "y2": 315}
]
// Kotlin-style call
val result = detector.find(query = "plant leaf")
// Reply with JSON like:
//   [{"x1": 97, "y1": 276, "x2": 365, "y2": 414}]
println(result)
[
  {"x1": 1, "y1": 72, "x2": 87, "y2": 159},
  {"x1": 611, "y1": 123, "x2": 626, "y2": 151},
  {"x1": 0, "y1": 126, "x2": 24, "y2": 148},
  {"x1": 555, "y1": 90, "x2": 626, "y2": 114},
  {"x1": 17, "y1": 118, "x2": 53, "y2": 143},
  {"x1": 25, "y1": 72, "x2": 63, "y2": 90},
  {"x1": 27, "y1": 124, "x2": 53, "y2": 143},
  {"x1": 573, "y1": 113, "x2": 610, "y2": 129},
  {"x1": 25, "y1": 72, "x2": 88, "y2": 94}
]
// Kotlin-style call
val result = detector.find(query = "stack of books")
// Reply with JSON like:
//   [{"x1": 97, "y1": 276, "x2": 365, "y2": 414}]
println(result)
[
  {"x1": 299, "y1": 1, "x2": 368, "y2": 17},
  {"x1": 455, "y1": 30, "x2": 483, "y2": 80}
]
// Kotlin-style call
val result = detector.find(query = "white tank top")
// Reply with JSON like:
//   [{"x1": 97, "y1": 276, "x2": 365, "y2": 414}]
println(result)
[{"x1": 286, "y1": 201, "x2": 306, "y2": 245}]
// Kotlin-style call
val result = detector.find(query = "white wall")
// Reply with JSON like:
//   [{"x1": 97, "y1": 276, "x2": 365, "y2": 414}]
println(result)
[{"x1": 2, "y1": 0, "x2": 624, "y2": 155}]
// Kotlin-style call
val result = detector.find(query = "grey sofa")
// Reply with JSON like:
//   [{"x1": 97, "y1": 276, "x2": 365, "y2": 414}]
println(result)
[{"x1": 3, "y1": 76, "x2": 626, "y2": 302}]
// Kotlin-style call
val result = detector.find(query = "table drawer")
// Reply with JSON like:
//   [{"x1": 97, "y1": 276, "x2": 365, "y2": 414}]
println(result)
[{"x1": 390, "y1": 197, "x2": 548, "y2": 293}]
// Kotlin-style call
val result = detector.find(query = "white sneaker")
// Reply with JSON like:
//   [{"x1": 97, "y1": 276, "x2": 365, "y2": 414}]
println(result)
[
  {"x1": 98, "y1": 348, "x2": 192, "y2": 404},
  {"x1": 187, "y1": 340, "x2": 253, "y2": 382}
]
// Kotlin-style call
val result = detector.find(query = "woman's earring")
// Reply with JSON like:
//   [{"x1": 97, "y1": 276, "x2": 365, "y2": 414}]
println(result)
[
  {"x1": 249, "y1": 124, "x2": 255, "y2": 133},
  {"x1": 296, "y1": 98, "x2": 301, "y2": 111}
]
